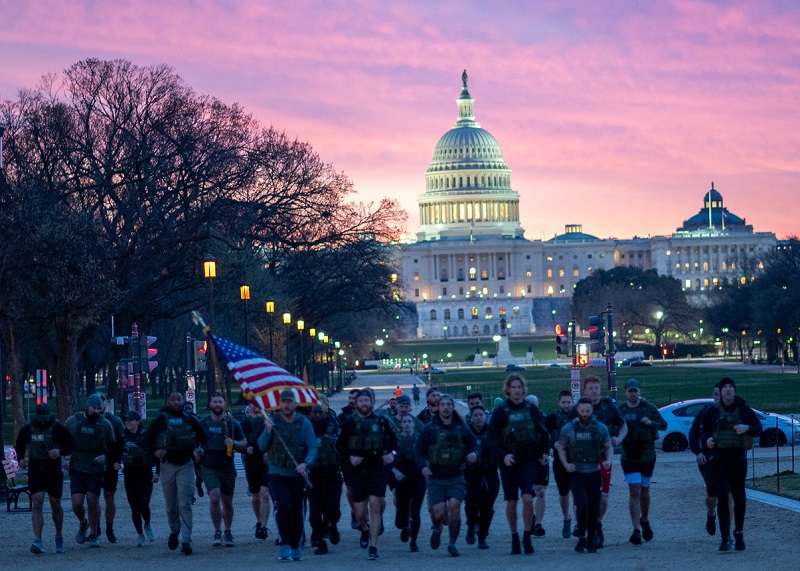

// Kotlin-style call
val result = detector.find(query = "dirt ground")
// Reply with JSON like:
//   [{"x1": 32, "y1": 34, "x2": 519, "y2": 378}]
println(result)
[{"x1": 2, "y1": 373, "x2": 799, "y2": 570}]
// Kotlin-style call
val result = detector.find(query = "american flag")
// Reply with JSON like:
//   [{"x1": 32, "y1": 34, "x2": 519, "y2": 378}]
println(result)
[{"x1": 209, "y1": 335, "x2": 320, "y2": 409}]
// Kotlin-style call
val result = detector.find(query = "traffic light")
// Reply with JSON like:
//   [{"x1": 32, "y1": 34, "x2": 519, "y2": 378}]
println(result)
[
  {"x1": 589, "y1": 315, "x2": 606, "y2": 354},
  {"x1": 194, "y1": 340, "x2": 208, "y2": 372},
  {"x1": 662, "y1": 344, "x2": 668, "y2": 358},
  {"x1": 555, "y1": 324, "x2": 570, "y2": 356},
  {"x1": 145, "y1": 335, "x2": 158, "y2": 372}
]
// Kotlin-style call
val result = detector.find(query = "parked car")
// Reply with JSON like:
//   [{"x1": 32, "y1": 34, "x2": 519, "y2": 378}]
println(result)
[
  {"x1": 657, "y1": 398, "x2": 800, "y2": 452},
  {"x1": 427, "y1": 366, "x2": 446, "y2": 374},
  {"x1": 544, "y1": 363, "x2": 567, "y2": 370},
  {"x1": 629, "y1": 360, "x2": 652, "y2": 367},
  {"x1": 620, "y1": 357, "x2": 650, "y2": 367},
  {"x1": 505, "y1": 364, "x2": 526, "y2": 372}
]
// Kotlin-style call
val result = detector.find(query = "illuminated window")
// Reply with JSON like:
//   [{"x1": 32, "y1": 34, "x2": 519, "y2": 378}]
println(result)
[
  {"x1": 684, "y1": 279, "x2": 691, "y2": 289},
  {"x1": 485, "y1": 308, "x2": 493, "y2": 319},
  {"x1": 547, "y1": 286, "x2": 554, "y2": 295},
  {"x1": 469, "y1": 267, "x2": 477, "y2": 281},
  {"x1": 703, "y1": 262, "x2": 708, "y2": 271},
  {"x1": 547, "y1": 269, "x2": 553, "y2": 278},
  {"x1": 413, "y1": 272, "x2": 419, "y2": 281},
  {"x1": 559, "y1": 269, "x2": 565, "y2": 277},
  {"x1": 481, "y1": 268, "x2": 488, "y2": 280},
  {"x1": 526, "y1": 270, "x2": 532, "y2": 277},
  {"x1": 573, "y1": 269, "x2": 580, "y2": 277},
  {"x1": 471, "y1": 307, "x2": 479, "y2": 319},
  {"x1": 499, "y1": 306, "x2": 506, "y2": 316}
]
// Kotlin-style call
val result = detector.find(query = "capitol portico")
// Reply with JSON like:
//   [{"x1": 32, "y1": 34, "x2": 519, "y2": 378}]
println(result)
[{"x1": 400, "y1": 72, "x2": 776, "y2": 339}]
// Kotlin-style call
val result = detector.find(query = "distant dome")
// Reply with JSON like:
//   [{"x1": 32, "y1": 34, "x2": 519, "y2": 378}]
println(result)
[
  {"x1": 548, "y1": 224, "x2": 599, "y2": 242},
  {"x1": 679, "y1": 182, "x2": 749, "y2": 233},
  {"x1": 431, "y1": 127, "x2": 505, "y2": 164}
]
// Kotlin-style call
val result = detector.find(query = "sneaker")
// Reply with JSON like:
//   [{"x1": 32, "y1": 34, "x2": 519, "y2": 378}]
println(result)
[
  {"x1": 562, "y1": 519, "x2": 572, "y2": 539},
  {"x1": 522, "y1": 532, "x2": 534, "y2": 554},
  {"x1": 533, "y1": 524, "x2": 546, "y2": 537},
  {"x1": 181, "y1": 542, "x2": 192, "y2": 555},
  {"x1": 54, "y1": 536, "x2": 65, "y2": 554},
  {"x1": 278, "y1": 544, "x2": 291, "y2": 560},
  {"x1": 572, "y1": 525, "x2": 580, "y2": 538},
  {"x1": 430, "y1": 525, "x2": 443, "y2": 550},
  {"x1": 641, "y1": 519, "x2": 653, "y2": 542},
  {"x1": 592, "y1": 535, "x2": 604, "y2": 549},
  {"x1": 106, "y1": 527, "x2": 117, "y2": 544},
  {"x1": 224, "y1": 531, "x2": 234, "y2": 547},
  {"x1": 629, "y1": 529, "x2": 642, "y2": 545},
  {"x1": 367, "y1": 546, "x2": 379, "y2": 560},
  {"x1": 400, "y1": 527, "x2": 410, "y2": 543},
  {"x1": 75, "y1": 520, "x2": 89, "y2": 544},
  {"x1": 291, "y1": 548, "x2": 303, "y2": 561},
  {"x1": 511, "y1": 533, "x2": 521, "y2": 555},
  {"x1": 719, "y1": 536, "x2": 732, "y2": 552},
  {"x1": 478, "y1": 538, "x2": 489, "y2": 549},
  {"x1": 587, "y1": 543, "x2": 598, "y2": 554},
  {"x1": 88, "y1": 535, "x2": 100, "y2": 548},
  {"x1": 409, "y1": 540, "x2": 419, "y2": 552},
  {"x1": 168, "y1": 532, "x2": 180, "y2": 551},
  {"x1": 465, "y1": 524, "x2": 475, "y2": 545},
  {"x1": 575, "y1": 537, "x2": 586, "y2": 553},
  {"x1": 136, "y1": 534, "x2": 146, "y2": 547},
  {"x1": 328, "y1": 524, "x2": 339, "y2": 545},
  {"x1": 359, "y1": 529, "x2": 369, "y2": 549},
  {"x1": 706, "y1": 514, "x2": 716, "y2": 536},
  {"x1": 30, "y1": 540, "x2": 46, "y2": 555},
  {"x1": 447, "y1": 544, "x2": 461, "y2": 557},
  {"x1": 734, "y1": 531, "x2": 745, "y2": 551},
  {"x1": 212, "y1": 530, "x2": 222, "y2": 547},
  {"x1": 350, "y1": 513, "x2": 359, "y2": 530},
  {"x1": 595, "y1": 522, "x2": 604, "y2": 545},
  {"x1": 314, "y1": 539, "x2": 328, "y2": 555},
  {"x1": 144, "y1": 525, "x2": 155, "y2": 542}
]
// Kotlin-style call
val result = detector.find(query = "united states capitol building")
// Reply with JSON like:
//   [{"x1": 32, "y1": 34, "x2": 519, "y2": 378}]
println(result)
[{"x1": 399, "y1": 72, "x2": 776, "y2": 339}]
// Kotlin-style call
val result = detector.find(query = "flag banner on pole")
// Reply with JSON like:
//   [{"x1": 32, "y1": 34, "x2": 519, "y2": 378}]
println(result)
[{"x1": 209, "y1": 335, "x2": 320, "y2": 409}]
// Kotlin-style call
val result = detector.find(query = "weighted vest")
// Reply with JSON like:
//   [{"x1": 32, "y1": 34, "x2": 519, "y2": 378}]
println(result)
[
  {"x1": 314, "y1": 429, "x2": 339, "y2": 471},
  {"x1": 568, "y1": 418, "x2": 602, "y2": 464},
  {"x1": 29, "y1": 421, "x2": 56, "y2": 461},
  {"x1": 268, "y1": 416, "x2": 306, "y2": 470},
  {"x1": 346, "y1": 417, "x2": 385, "y2": 453},
  {"x1": 70, "y1": 414, "x2": 110, "y2": 472},
  {"x1": 501, "y1": 402, "x2": 541, "y2": 449},
  {"x1": 201, "y1": 417, "x2": 232, "y2": 452},
  {"x1": 396, "y1": 434, "x2": 417, "y2": 464},
  {"x1": 122, "y1": 433, "x2": 149, "y2": 468},
  {"x1": 427, "y1": 423, "x2": 464, "y2": 467},
  {"x1": 157, "y1": 414, "x2": 196, "y2": 453},
  {"x1": 619, "y1": 400, "x2": 658, "y2": 448},
  {"x1": 713, "y1": 403, "x2": 754, "y2": 450}
]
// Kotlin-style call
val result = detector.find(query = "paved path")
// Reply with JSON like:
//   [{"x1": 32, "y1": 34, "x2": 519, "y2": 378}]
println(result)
[{"x1": 2, "y1": 371, "x2": 799, "y2": 569}]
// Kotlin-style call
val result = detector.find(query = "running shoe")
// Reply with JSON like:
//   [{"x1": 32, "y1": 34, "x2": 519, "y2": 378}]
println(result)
[
  {"x1": 224, "y1": 531, "x2": 234, "y2": 547},
  {"x1": 106, "y1": 527, "x2": 117, "y2": 544},
  {"x1": 278, "y1": 544, "x2": 291, "y2": 560},
  {"x1": 734, "y1": 531, "x2": 745, "y2": 551},
  {"x1": 30, "y1": 540, "x2": 45, "y2": 554},
  {"x1": 359, "y1": 529, "x2": 370, "y2": 549},
  {"x1": 409, "y1": 540, "x2": 419, "y2": 552},
  {"x1": 168, "y1": 532, "x2": 180, "y2": 550},
  {"x1": 465, "y1": 524, "x2": 475, "y2": 545},
  {"x1": 533, "y1": 523, "x2": 546, "y2": 537},
  {"x1": 510, "y1": 533, "x2": 521, "y2": 555},
  {"x1": 477, "y1": 538, "x2": 489, "y2": 550},
  {"x1": 136, "y1": 534, "x2": 146, "y2": 547},
  {"x1": 641, "y1": 519, "x2": 653, "y2": 542},
  {"x1": 562, "y1": 519, "x2": 572, "y2": 539},
  {"x1": 400, "y1": 527, "x2": 410, "y2": 543},
  {"x1": 574, "y1": 537, "x2": 586, "y2": 553},
  {"x1": 629, "y1": 529, "x2": 642, "y2": 545},
  {"x1": 75, "y1": 520, "x2": 89, "y2": 545},
  {"x1": 144, "y1": 525, "x2": 155, "y2": 542},
  {"x1": 88, "y1": 535, "x2": 100, "y2": 548},
  {"x1": 367, "y1": 546, "x2": 379, "y2": 560},
  {"x1": 212, "y1": 530, "x2": 222, "y2": 547},
  {"x1": 54, "y1": 536, "x2": 65, "y2": 554},
  {"x1": 314, "y1": 539, "x2": 328, "y2": 555},
  {"x1": 181, "y1": 542, "x2": 192, "y2": 555},
  {"x1": 522, "y1": 532, "x2": 534, "y2": 554},
  {"x1": 291, "y1": 548, "x2": 303, "y2": 561},
  {"x1": 447, "y1": 544, "x2": 460, "y2": 557},
  {"x1": 328, "y1": 524, "x2": 339, "y2": 545},
  {"x1": 430, "y1": 525, "x2": 443, "y2": 550},
  {"x1": 719, "y1": 536, "x2": 732, "y2": 552},
  {"x1": 706, "y1": 514, "x2": 716, "y2": 536}
]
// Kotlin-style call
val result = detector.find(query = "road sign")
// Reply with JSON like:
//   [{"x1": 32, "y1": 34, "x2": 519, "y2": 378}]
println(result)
[
  {"x1": 127, "y1": 391, "x2": 147, "y2": 420},
  {"x1": 570, "y1": 367, "x2": 581, "y2": 402}
]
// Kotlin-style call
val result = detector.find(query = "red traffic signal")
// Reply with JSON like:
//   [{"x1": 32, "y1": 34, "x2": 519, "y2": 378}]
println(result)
[{"x1": 555, "y1": 324, "x2": 570, "y2": 356}]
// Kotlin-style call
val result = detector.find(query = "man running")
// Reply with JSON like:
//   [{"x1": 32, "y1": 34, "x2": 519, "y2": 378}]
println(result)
[
  {"x1": 391, "y1": 413, "x2": 426, "y2": 552},
  {"x1": 308, "y1": 403, "x2": 343, "y2": 555},
  {"x1": 258, "y1": 390, "x2": 317, "y2": 561},
  {"x1": 241, "y1": 403, "x2": 271, "y2": 540},
  {"x1": 387, "y1": 394, "x2": 424, "y2": 436},
  {"x1": 545, "y1": 390, "x2": 574, "y2": 539},
  {"x1": 15, "y1": 403, "x2": 75, "y2": 554},
  {"x1": 416, "y1": 394, "x2": 479, "y2": 557},
  {"x1": 337, "y1": 388, "x2": 361, "y2": 531},
  {"x1": 96, "y1": 393, "x2": 125, "y2": 543},
  {"x1": 412, "y1": 384, "x2": 421, "y2": 407},
  {"x1": 464, "y1": 404, "x2": 499, "y2": 549},
  {"x1": 64, "y1": 394, "x2": 117, "y2": 548},
  {"x1": 689, "y1": 383, "x2": 722, "y2": 535},
  {"x1": 616, "y1": 379, "x2": 667, "y2": 545},
  {"x1": 558, "y1": 397, "x2": 613, "y2": 554},
  {"x1": 416, "y1": 388, "x2": 440, "y2": 424},
  {"x1": 337, "y1": 388, "x2": 398, "y2": 561},
  {"x1": 694, "y1": 378, "x2": 762, "y2": 551},
  {"x1": 488, "y1": 374, "x2": 549, "y2": 555},
  {"x1": 144, "y1": 391, "x2": 207, "y2": 555},
  {"x1": 199, "y1": 393, "x2": 246, "y2": 548},
  {"x1": 568, "y1": 375, "x2": 627, "y2": 547}
]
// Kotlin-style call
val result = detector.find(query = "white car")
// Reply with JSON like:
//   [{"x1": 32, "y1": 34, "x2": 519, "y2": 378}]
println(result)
[{"x1": 658, "y1": 398, "x2": 800, "y2": 452}]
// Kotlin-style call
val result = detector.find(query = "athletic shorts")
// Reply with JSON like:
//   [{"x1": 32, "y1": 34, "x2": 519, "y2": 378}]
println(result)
[
  {"x1": 102, "y1": 466, "x2": 119, "y2": 492},
  {"x1": 621, "y1": 459, "x2": 656, "y2": 486},
  {"x1": 69, "y1": 469, "x2": 104, "y2": 496},
  {"x1": 600, "y1": 462, "x2": 612, "y2": 495},
  {"x1": 552, "y1": 456, "x2": 571, "y2": 496},
  {"x1": 202, "y1": 466, "x2": 237, "y2": 497},
  {"x1": 244, "y1": 461, "x2": 269, "y2": 494},
  {"x1": 535, "y1": 458, "x2": 550, "y2": 487},
  {"x1": 426, "y1": 475, "x2": 466, "y2": 508},
  {"x1": 27, "y1": 463, "x2": 65, "y2": 498},
  {"x1": 349, "y1": 466, "x2": 387, "y2": 503},
  {"x1": 499, "y1": 461, "x2": 536, "y2": 501}
]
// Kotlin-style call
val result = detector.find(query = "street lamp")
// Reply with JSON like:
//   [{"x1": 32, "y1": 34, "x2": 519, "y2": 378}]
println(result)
[
  {"x1": 203, "y1": 253, "x2": 217, "y2": 404},
  {"x1": 309, "y1": 328, "x2": 316, "y2": 388},
  {"x1": 493, "y1": 334, "x2": 501, "y2": 365},
  {"x1": 297, "y1": 319, "x2": 305, "y2": 381},
  {"x1": 265, "y1": 299, "x2": 275, "y2": 361},
  {"x1": 283, "y1": 312, "x2": 292, "y2": 371},
  {"x1": 240, "y1": 285, "x2": 250, "y2": 348}
]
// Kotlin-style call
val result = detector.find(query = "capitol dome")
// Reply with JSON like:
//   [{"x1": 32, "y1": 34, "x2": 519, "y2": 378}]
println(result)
[{"x1": 417, "y1": 71, "x2": 524, "y2": 242}]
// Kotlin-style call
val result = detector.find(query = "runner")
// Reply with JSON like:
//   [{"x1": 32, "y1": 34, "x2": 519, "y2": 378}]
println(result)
[
  {"x1": 308, "y1": 403, "x2": 343, "y2": 555},
  {"x1": 415, "y1": 394, "x2": 479, "y2": 557},
  {"x1": 15, "y1": 403, "x2": 75, "y2": 554},
  {"x1": 412, "y1": 384, "x2": 421, "y2": 407},
  {"x1": 464, "y1": 404, "x2": 499, "y2": 550},
  {"x1": 387, "y1": 395, "x2": 424, "y2": 436},
  {"x1": 391, "y1": 413, "x2": 426, "y2": 552},
  {"x1": 96, "y1": 393, "x2": 125, "y2": 543},
  {"x1": 557, "y1": 397, "x2": 613, "y2": 554},
  {"x1": 545, "y1": 390, "x2": 575, "y2": 539},
  {"x1": 119, "y1": 410, "x2": 157, "y2": 546},
  {"x1": 241, "y1": 403, "x2": 271, "y2": 540},
  {"x1": 616, "y1": 379, "x2": 667, "y2": 545},
  {"x1": 689, "y1": 383, "x2": 722, "y2": 535},
  {"x1": 338, "y1": 388, "x2": 361, "y2": 531},
  {"x1": 416, "y1": 388, "x2": 440, "y2": 424}
]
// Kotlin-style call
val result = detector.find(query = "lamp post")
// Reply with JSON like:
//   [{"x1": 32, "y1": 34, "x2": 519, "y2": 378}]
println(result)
[
  {"x1": 283, "y1": 312, "x2": 292, "y2": 371},
  {"x1": 240, "y1": 285, "x2": 250, "y2": 348},
  {"x1": 493, "y1": 334, "x2": 501, "y2": 365},
  {"x1": 265, "y1": 299, "x2": 275, "y2": 361},
  {"x1": 309, "y1": 328, "x2": 316, "y2": 389},
  {"x1": 203, "y1": 253, "x2": 217, "y2": 404},
  {"x1": 297, "y1": 319, "x2": 305, "y2": 380}
]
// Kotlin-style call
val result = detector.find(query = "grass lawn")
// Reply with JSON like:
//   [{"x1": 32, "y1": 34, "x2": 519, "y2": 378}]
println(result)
[{"x1": 747, "y1": 472, "x2": 800, "y2": 502}]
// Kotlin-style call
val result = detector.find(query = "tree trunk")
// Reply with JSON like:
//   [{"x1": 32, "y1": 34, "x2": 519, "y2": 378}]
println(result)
[
  {"x1": 1, "y1": 319, "x2": 27, "y2": 439},
  {"x1": 54, "y1": 320, "x2": 81, "y2": 419}
]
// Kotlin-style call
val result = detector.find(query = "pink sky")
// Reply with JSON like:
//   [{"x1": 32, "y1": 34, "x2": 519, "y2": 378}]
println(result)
[{"x1": 1, "y1": 0, "x2": 798, "y2": 240}]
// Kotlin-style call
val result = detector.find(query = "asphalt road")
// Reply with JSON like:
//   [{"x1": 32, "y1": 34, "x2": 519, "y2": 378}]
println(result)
[{"x1": 2, "y1": 372, "x2": 798, "y2": 570}]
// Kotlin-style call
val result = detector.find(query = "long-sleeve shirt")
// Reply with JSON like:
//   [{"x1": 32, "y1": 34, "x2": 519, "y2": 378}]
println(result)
[
  {"x1": 15, "y1": 419, "x2": 75, "y2": 466},
  {"x1": 257, "y1": 413, "x2": 318, "y2": 477},
  {"x1": 695, "y1": 396, "x2": 763, "y2": 461},
  {"x1": 488, "y1": 399, "x2": 549, "y2": 463}
]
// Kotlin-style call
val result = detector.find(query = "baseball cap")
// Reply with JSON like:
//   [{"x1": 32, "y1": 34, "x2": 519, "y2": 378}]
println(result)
[
  {"x1": 625, "y1": 379, "x2": 641, "y2": 391},
  {"x1": 86, "y1": 394, "x2": 103, "y2": 409},
  {"x1": 279, "y1": 389, "x2": 296, "y2": 401},
  {"x1": 396, "y1": 395, "x2": 411, "y2": 405}
]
